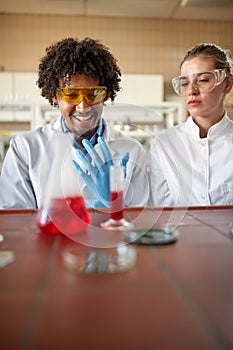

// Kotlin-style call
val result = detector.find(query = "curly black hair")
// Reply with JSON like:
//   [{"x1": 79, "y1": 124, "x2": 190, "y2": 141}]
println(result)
[{"x1": 37, "y1": 37, "x2": 122, "y2": 106}]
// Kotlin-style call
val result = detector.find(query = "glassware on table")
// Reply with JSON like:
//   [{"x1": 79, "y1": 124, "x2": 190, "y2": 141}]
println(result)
[
  {"x1": 125, "y1": 228, "x2": 179, "y2": 245},
  {"x1": 36, "y1": 132, "x2": 90, "y2": 235},
  {"x1": 100, "y1": 165, "x2": 134, "y2": 231},
  {"x1": 62, "y1": 244, "x2": 137, "y2": 274}
]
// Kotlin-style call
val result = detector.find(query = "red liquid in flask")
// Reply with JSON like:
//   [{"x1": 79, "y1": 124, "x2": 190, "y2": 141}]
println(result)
[
  {"x1": 36, "y1": 196, "x2": 90, "y2": 235},
  {"x1": 110, "y1": 191, "x2": 124, "y2": 221}
]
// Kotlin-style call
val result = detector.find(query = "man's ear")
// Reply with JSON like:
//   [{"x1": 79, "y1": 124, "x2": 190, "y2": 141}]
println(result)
[
  {"x1": 52, "y1": 96, "x2": 58, "y2": 104},
  {"x1": 224, "y1": 73, "x2": 233, "y2": 94}
]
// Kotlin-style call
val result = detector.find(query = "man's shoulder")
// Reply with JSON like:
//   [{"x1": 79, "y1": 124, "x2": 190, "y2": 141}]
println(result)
[
  {"x1": 103, "y1": 124, "x2": 147, "y2": 156},
  {"x1": 106, "y1": 124, "x2": 145, "y2": 145},
  {"x1": 11, "y1": 121, "x2": 58, "y2": 147}
]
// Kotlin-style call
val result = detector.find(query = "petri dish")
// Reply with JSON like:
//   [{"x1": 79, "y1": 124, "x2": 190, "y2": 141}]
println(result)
[
  {"x1": 62, "y1": 245, "x2": 137, "y2": 274},
  {"x1": 126, "y1": 229, "x2": 179, "y2": 245}
]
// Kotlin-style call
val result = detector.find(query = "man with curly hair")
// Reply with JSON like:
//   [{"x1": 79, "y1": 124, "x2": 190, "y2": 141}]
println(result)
[{"x1": 0, "y1": 37, "x2": 149, "y2": 208}]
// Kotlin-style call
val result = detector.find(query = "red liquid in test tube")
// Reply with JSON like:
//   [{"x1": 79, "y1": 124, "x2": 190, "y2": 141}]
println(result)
[
  {"x1": 101, "y1": 165, "x2": 134, "y2": 230},
  {"x1": 110, "y1": 190, "x2": 124, "y2": 221}
]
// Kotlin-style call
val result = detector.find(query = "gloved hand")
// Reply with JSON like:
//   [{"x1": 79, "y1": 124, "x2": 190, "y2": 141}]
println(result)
[{"x1": 73, "y1": 136, "x2": 129, "y2": 208}]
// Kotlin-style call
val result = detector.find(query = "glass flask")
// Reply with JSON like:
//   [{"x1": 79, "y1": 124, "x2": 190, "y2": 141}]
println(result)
[{"x1": 36, "y1": 132, "x2": 91, "y2": 235}]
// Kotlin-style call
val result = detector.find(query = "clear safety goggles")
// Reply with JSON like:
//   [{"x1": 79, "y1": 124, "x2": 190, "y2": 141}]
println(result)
[
  {"x1": 57, "y1": 86, "x2": 107, "y2": 105},
  {"x1": 172, "y1": 69, "x2": 227, "y2": 96}
]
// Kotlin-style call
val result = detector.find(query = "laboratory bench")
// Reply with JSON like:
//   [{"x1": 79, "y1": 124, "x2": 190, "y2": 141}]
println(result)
[{"x1": 0, "y1": 206, "x2": 233, "y2": 350}]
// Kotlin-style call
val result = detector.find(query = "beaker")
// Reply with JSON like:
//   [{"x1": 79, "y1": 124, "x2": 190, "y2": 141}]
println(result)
[{"x1": 36, "y1": 132, "x2": 91, "y2": 235}]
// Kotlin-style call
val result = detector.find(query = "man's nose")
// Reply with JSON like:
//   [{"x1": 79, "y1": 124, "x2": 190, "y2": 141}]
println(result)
[{"x1": 75, "y1": 96, "x2": 90, "y2": 110}]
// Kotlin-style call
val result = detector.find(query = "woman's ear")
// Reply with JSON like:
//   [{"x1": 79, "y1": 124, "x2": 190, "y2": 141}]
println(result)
[{"x1": 224, "y1": 73, "x2": 233, "y2": 94}]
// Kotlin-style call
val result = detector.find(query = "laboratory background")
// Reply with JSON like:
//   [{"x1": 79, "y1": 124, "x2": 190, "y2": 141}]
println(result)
[{"x1": 0, "y1": 0, "x2": 233, "y2": 169}]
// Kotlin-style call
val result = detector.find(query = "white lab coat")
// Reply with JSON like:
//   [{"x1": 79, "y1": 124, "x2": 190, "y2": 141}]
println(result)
[
  {"x1": 150, "y1": 113, "x2": 233, "y2": 207},
  {"x1": 0, "y1": 117, "x2": 149, "y2": 209}
]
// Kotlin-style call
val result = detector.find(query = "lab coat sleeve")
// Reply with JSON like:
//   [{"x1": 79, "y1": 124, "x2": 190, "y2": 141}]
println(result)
[
  {"x1": 0, "y1": 136, "x2": 37, "y2": 209},
  {"x1": 149, "y1": 137, "x2": 175, "y2": 207}
]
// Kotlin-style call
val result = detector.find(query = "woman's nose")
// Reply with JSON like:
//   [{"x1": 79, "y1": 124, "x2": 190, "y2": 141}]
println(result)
[{"x1": 188, "y1": 82, "x2": 199, "y2": 95}]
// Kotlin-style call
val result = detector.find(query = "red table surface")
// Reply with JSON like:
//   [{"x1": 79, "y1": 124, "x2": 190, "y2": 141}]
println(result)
[{"x1": 0, "y1": 206, "x2": 233, "y2": 350}]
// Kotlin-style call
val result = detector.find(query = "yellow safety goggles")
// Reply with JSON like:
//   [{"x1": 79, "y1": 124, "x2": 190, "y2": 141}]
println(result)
[{"x1": 57, "y1": 86, "x2": 107, "y2": 105}]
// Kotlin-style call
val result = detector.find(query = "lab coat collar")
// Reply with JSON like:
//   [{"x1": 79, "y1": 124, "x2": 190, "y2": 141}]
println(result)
[{"x1": 186, "y1": 112, "x2": 230, "y2": 138}]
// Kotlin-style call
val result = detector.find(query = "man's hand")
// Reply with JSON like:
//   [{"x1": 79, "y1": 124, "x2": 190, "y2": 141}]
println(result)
[{"x1": 73, "y1": 136, "x2": 129, "y2": 208}]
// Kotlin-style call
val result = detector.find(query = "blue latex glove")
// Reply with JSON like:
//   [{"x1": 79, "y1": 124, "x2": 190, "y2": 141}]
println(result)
[{"x1": 73, "y1": 136, "x2": 129, "y2": 208}]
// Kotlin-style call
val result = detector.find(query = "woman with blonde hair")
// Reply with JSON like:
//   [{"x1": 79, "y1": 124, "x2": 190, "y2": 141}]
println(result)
[{"x1": 150, "y1": 43, "x2": 233, "y2": 207}]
